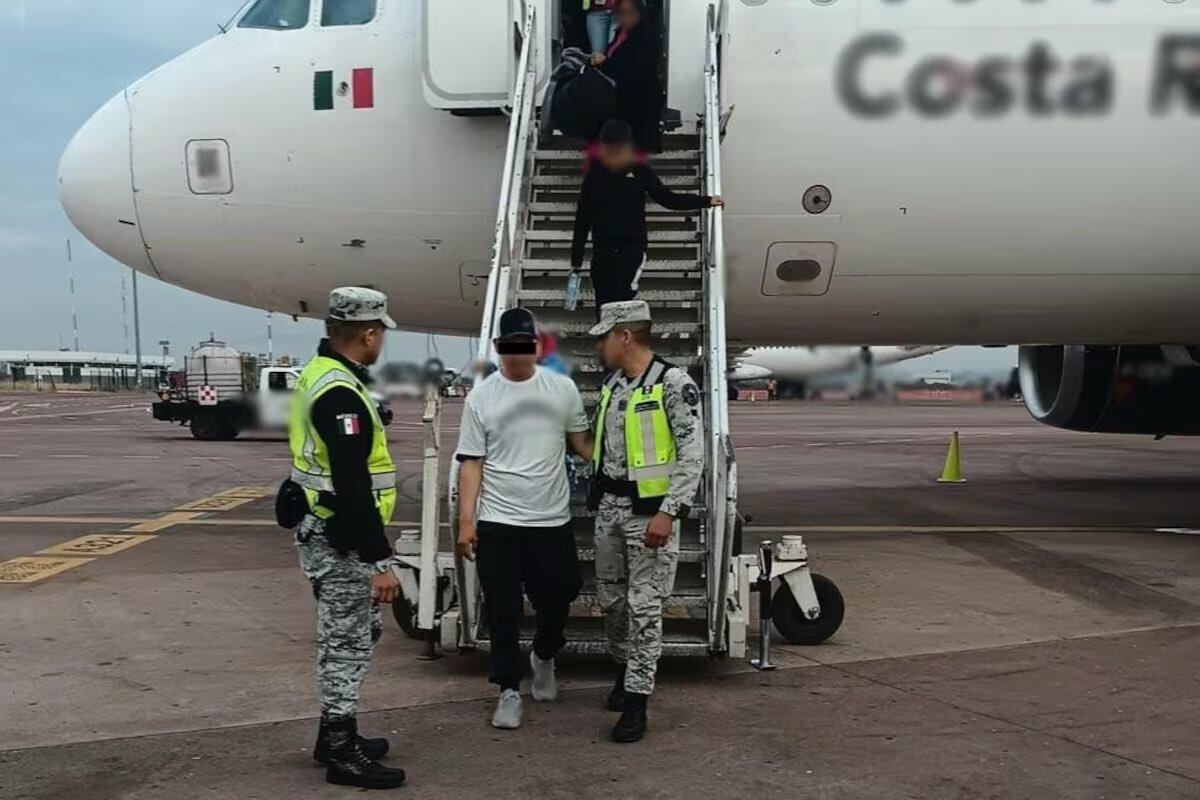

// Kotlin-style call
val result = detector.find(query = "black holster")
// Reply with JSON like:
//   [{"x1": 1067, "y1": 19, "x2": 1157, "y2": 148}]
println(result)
[{"x1": 274, "y1": 479, "x2": 309, "y2": 530}]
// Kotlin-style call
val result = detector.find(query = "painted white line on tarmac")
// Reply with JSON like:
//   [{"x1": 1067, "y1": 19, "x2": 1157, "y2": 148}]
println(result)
[
  {"x1": 0, "y1": 408, "x2": 140, "y2": 422},
  {"x1": 1156, "y1": 528, "x2": 1200, "y2": 536},
  {"x1": 49, "y1": 454, "x2": 90, "y2": 459},
  {"x1": 120, "y1": 455, "x2": 160, "y2": 459}
]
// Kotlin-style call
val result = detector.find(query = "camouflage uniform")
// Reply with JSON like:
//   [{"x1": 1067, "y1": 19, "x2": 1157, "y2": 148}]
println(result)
[
  {"x1": 295, "y1": 514, "x2": 384, "y2": 718},
  {"x1": 594, "y1": 363, "x2": 704, "y2": 695}
]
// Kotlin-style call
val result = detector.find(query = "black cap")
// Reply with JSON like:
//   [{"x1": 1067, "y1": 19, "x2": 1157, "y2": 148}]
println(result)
[{"x1": 496, "y1": 307, "x2": 538, "y2": 342}]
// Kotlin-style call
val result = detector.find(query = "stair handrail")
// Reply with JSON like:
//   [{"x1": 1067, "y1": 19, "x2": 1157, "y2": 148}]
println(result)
[
  {"x1": 475, "y1": 4, "x2": 539, "y2": 364},
  {"x1": 701, "y1": 1, "x2": 736, "y2": 653}
]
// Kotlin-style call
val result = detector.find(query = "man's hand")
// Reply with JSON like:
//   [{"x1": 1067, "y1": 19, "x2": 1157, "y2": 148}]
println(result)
[
  {"x1": 370, "y1": 571, "x2": 400, "y2": 604},
  {"x1": 644, "y1": 512, "x2": 674, "y2": 549},
  {"x1": 591, "y1": 53, "x2": 607, "y2": 66},
  {"x1": 456, "y1": 520, "x2": 478, "y2": 561},
  {"x1": 709, "y1": 196, "x2": 725, "y2": 207}
]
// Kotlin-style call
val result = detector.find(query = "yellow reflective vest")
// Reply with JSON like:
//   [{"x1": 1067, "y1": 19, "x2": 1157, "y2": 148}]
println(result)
[
  {"x1": 591, "y1": 359, "x2": 676, "y2": 500},
  {"x1": 288, "y1": 355, "x2": 396, "y2": 525}
]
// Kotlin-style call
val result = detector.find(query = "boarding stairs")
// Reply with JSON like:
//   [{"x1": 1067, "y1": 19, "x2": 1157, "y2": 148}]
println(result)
[{"x1": 452, "y1": 4, "x2": 738, "y2": 658}]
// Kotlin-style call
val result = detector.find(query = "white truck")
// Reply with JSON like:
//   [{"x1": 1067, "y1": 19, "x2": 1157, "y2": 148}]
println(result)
[{"x1": 152, "y1": 339, "x2": 301, "y2": 440}]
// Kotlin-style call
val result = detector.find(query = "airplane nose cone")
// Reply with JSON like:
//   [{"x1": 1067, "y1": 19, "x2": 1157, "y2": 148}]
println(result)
[{"x1": 59, "y1": 91, "x2": 154, "y2": 273}]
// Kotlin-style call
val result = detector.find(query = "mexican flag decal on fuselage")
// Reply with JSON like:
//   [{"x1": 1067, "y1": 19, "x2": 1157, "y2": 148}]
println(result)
[{"x1": 314, "y1": 68, "x2": 375, "y2": 111}]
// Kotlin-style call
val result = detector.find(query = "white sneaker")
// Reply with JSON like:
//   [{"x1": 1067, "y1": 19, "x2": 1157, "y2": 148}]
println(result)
[
  {"x1": 491, "y1": 689, "x2": 523, "y2": 729},
  {"x1": 530, "y1": 651, "x2": 558, "y2": 702}
]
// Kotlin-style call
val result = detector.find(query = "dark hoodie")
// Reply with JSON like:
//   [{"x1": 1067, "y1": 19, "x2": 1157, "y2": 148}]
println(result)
[{"x1": 571, "y1": 162, "x2": 711, "y2": 267}]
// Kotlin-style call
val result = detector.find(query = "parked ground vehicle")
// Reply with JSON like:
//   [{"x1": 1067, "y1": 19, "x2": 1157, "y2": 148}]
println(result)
[{"x1": 151, "y1": 339, "x2": 301, "y2": 441}]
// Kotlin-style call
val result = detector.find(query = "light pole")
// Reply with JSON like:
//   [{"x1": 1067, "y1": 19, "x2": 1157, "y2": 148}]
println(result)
[{"x1": 131, "y1": 269, "x2": 143, "y2": 389}]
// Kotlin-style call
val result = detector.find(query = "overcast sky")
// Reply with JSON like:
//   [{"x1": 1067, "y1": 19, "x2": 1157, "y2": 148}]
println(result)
[
  {"x1": 0, "y1": 0, "x2": 1012, "y2": 373},
  {"x1": 0, "y1": 0, "x2": 475, "y2": 367}
]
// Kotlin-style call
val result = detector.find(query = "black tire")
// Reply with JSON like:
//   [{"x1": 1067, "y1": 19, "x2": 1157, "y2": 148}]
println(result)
[
  {"x1": 390, "y1": 570, "x2": 422, "y2": 640},
  {"x1": 189, "y1": 411, "x2": 225, "y2": 441},
  {"x1": 771, "y1": 574, "x2": 844, "y2": 646}
]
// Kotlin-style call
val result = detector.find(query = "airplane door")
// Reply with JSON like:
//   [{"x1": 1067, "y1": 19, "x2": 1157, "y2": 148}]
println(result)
[{"x1": 422, "y1": 0, "x2": 552, "y2": 111}]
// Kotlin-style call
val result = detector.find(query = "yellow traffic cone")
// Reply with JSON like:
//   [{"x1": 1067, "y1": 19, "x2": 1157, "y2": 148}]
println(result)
[{"x1": 937, "y1": 431, "x2": 966, "y2": 483}]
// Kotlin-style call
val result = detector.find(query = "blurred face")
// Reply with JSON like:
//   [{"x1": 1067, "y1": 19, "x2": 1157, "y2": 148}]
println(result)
[
  {"x1": 495, "y1": 337, "x2": 539, "y2": 374},
  {"x1": 614, "y1": 0, "x2": 641, "y2": 30},
  {"x1": 598, "y1": 139, "x2": 637, "y2": 171}
]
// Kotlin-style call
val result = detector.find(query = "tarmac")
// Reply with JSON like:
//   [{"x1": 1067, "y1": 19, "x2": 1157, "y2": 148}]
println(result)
[{"x1": 0, "y1": 393, "x2": 1198, "y2": 799}]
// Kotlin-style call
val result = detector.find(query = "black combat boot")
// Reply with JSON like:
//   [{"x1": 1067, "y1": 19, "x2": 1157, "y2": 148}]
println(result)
[
  {"x1": 606, "y1": 666, "x2": 628, "y2": 712},
  {"x1": 611, "y1": 691, "x2": 648, "y2": 743},
  {"x1": 313, "y1": 714, "x2": 390, "y2": 765},
  {"x1": 324, "y1": 716, "x2": 406, "y2": 789}
]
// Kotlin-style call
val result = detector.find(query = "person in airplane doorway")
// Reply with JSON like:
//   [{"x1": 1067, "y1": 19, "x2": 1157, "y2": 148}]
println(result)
[
  {"x1": 581, "y1": 0, "x2": 615, "y2": 55},
  {"x1": 571, "y1": 120, "x2": 722, "y2": 320},
  {"x1": 591, "y1": 0, "x2": 663, "y2": 153},
  {"x1": 455, "y1": 307, "x2": 593, "y2": 730},
  {"x1": 286, "y1": 287, "x2": 407, "y2": 790},
  {"x1": 588, "y1": 300, "x2": 705, "y2": 743}
]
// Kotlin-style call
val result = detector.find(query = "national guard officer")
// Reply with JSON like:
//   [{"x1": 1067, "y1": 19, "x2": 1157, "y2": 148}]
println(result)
[
  {"x1": 588, "y1": 299, "x2": 704, "y2": 743},
  {"x1": 288, "y1": 287, "x2": 407, "y2": 790}
]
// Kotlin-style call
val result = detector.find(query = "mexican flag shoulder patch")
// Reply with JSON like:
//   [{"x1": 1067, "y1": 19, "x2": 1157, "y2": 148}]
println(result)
[{"x1": 337, "y1": 412, "x2": 362, "y2": 435}]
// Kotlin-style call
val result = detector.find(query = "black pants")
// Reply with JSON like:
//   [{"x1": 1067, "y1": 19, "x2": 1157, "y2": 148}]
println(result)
[
  {"x1": 590, "y1": 243, "x2": 645, "y2": 320},
  {"x1": 476, "y1": 520, "x2": 582, "y2": 691}
]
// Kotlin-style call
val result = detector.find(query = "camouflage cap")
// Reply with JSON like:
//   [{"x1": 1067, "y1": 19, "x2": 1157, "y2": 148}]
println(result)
[
  {"x1": 327, "y1": 286, "x2": 397, "y2": 329},
  {"x1": 588, "y1": 300, "x2": 652, "y2": 337}
]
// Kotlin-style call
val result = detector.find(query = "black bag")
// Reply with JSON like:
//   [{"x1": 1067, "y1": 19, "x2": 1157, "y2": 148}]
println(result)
[
  {"x1": 552, "y1": 65, "x2": 616, "y2": 141},
  {"x1": 275, "y1": 478, "x2": 309, "y2": 530}
]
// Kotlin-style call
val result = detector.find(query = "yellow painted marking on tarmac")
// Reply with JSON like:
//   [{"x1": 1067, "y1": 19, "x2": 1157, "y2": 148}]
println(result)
[
  {"x1": 37, "y1": 533, "x2": 156, "y2": 557},
  {"x1": 0, "y1": 556, "x2": 95, "y2": 584},
  {"x1": 124, "y1": 512, "x2": 201, "y2": 533},
  {"x1": 0, "y1": 515, "x2": 148, "y2": 525},
  {"x1": 175, "y1": 486, "x2": 274, "y2": 513}
]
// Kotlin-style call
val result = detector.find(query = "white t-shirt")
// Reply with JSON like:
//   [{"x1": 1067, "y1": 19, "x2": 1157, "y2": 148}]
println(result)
[{"x1": 456, "y1": 366, "x2": 589, "y2": 527}]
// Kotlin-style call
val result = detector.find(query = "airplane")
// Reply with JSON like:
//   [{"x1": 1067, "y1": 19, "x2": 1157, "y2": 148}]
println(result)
[
  {"x1": 58, "y1": 0, "x2": 1200, "y2": 435},
  {"x1": 728, "y1": 345, "x2": 946, "y2": 385}
]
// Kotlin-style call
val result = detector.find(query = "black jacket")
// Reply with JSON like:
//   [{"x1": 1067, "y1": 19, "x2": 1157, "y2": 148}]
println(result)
[
  {"x1": 600, "y1": 21, "x2": 664, "y2": 152},
  {"x1": 571, "y1": 163, "x2": 711, "y2": 267},
  {"x1": 309, "y1": 339, "x2": 391, "y2": 563}
]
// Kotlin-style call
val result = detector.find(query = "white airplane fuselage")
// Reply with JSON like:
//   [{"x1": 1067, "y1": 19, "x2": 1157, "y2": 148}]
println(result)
[
  {"x1": 729, "y1": 346, "x2": 947, "y2": 383},
  {"x1": 59, "y1": 0, "x2": 1200, "y2": 347}
]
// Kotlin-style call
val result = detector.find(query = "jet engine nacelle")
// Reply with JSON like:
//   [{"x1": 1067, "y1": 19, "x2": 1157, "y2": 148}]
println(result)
[{"x1": 1019, "y1": 345, "x2": 1200, "y2": 436}]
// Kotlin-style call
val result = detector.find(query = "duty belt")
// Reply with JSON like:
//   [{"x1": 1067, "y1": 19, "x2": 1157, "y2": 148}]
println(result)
[
  {"x1": 596, "y1": 473, "x2": 638, "y2": 497},
  {"x1": 291, "y1": 468, "x2": 396, "y2": 492}
]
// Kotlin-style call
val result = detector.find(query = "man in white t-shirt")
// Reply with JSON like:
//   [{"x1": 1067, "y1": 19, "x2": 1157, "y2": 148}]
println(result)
[{"x1": 456, "y1": 307, "x2": 593, "y2": 730}]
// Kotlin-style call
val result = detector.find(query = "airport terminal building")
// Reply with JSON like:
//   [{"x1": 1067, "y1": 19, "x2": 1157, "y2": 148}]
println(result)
[{"x1": 0, "y1": 350, "x2": 174, "y2": 390}]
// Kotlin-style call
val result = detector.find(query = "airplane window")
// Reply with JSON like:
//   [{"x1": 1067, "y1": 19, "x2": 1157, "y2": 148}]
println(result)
[
  {"x1": 321, "y1": 0, "x2": 376, "y2": 27},
  {"x1": 239, "y1": 0, "x2": 310, "y2": 30},
  {"x1": 185, "y1": 140, "x2": 233, "y2": 195}
]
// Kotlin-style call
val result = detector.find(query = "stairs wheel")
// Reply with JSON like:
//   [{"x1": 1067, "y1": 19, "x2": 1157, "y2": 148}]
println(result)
[
  {"x1": 391, "y1": 569, "x2": 422, "y2": 640},
  {"x1": 770, "y1": 574, "x2": 844, "y2": 646}
]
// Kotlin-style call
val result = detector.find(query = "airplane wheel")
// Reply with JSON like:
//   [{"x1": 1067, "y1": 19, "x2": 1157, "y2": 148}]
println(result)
[
  {"x1": 391, "y1": 570, "x2": 422, "y2": 640},
  {"x1": 771, "y1": 574, "x2": 844, "y2": 646}
]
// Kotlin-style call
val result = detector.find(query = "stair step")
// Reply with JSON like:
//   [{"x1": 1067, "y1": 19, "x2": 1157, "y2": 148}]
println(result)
[
  {"x1": 575, "y1": 546, "x2": 706, "y2": 564},
  {"x1": 528, "y1": 202, "x2": 702, "y2": 217},
  {"x1": 536, "y1": 163, "x2": 699, "y2": 178},
  {"x1": 539, "y1": 133, "x2": 700, "y2": 151},
  {"x1": 520, "y1": 258, "x2": 701, "y2": 274},
  {"x1": 532, "y1": 174, "x2": 700, "y2": 188},
  {"x1": 518, "y1": 288, "x2": 702, "y2": 303},
  {"x1": 535, "y1": 148, "x2": 701, "y2": 162},
  {"x1": 567, "y1": 590, "x2": 708, "y2": 620},
  {"x1": 525, "y1": 218, "x2": 699, "y2": 233},
  {"x1": 524, "y1": 229, "x2": 700, "y2": 244},
  {"x1": 475, "y1": 634, "x2": 711, "y2": 657}
]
